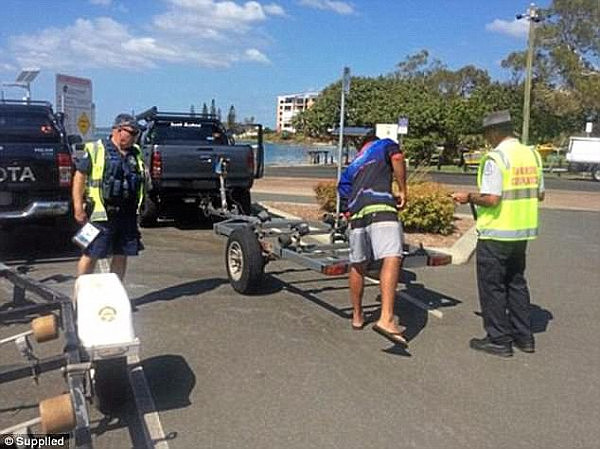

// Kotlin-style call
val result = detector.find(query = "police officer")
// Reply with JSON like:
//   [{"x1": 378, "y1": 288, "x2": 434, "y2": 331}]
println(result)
[
  {"x1": 72, "y1": 113, "x2": 145, "y2": 280},
  {"x1": 452, "y1": 110, "x2": 545, "y2": 357}
]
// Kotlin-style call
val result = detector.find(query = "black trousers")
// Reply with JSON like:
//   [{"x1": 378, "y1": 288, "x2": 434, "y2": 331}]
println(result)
[{"x1": 476, "y1": 239, "x2": 533, "y2": 344}]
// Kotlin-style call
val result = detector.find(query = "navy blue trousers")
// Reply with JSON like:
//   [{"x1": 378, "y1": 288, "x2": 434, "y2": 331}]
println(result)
[{"x1": 476, "y1": 239, "x2": 533, "y2": 344}]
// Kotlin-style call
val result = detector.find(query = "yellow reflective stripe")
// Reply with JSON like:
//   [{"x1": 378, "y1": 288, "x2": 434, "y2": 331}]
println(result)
[{"x1": 351, "y1": 204, "x2": 397, "y2": 220}]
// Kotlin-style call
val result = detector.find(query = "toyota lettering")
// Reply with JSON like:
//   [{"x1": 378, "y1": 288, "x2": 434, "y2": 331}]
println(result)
[{"x1": 0, "y1": 166, "x2": 36, "y2": 182}]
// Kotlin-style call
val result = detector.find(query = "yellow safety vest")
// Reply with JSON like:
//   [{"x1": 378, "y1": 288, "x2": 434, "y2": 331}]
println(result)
[
  {"x1": 476, "y1": 139, "x2": 543, "y2": 241},
  {"x1": 85, "y1": 140, "x2": 145, "y2": 222}
]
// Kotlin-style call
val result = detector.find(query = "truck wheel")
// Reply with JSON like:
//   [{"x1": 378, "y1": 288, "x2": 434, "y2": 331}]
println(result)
[
  {"x1": 226, "y1": 228, "x2": 265, "y2": 294},
  {"x1": 592, "y1": 165, "x2": 600, "y2": 182},
  {"x1": 93, "y1": 357, "x2": 131, "y2": 414},
  {"x1": 232, "y1": 189, "x2": 252, "y2": 215},
  {"x1": 139, "y1": 196, "x2": 159, "y2": 227}
]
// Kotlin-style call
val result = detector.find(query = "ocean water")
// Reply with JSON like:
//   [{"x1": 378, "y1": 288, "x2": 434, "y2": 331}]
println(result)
[{"x1": 263, "y1": 142, "x2": 340, "y2": 166}]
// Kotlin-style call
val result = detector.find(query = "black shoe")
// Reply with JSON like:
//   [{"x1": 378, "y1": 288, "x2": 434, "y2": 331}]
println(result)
[
  {"x1": 469, "y1": 337, "x2": 513, "y2": 358},
  {"x1": 513, "y1": 338, "x2": 535, "y2": 353}
]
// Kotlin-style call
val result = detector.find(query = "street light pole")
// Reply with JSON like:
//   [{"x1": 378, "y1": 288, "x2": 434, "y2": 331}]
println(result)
[
  {"x1": 517, "y1": 4, "x2": 540, "y2": 145},
  {"x1": 335, "y1": 67, "x2": 350, "y2": 223}
]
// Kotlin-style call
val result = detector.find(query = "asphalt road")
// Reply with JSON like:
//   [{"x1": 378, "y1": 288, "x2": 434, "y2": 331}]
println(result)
[
  {"x1": 1, "y1": 206, "x2": 599, "y2": 449},
  {"x1": 264, "y1": 165, "x2": 600, "y2": 192}
]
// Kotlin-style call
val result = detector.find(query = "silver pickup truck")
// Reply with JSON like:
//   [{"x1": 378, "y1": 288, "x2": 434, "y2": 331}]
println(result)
[{"x1": 136, "y1": 107, "x2": 264, "y2": 226}]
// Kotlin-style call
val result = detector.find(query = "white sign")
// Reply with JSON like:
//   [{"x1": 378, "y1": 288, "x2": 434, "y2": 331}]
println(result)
[
  {"x1": 398, "y1": 116, "x2": 409, "y2": 135},
  {"x1": 376, "y1": 124, "x2": 399, "y2": 143},
  {"x1": 55, "y1": 74, "x2": 93, "y2": 140},
  {"x1": 585, "y1": 122, "x2": 593, "y2": 134}
]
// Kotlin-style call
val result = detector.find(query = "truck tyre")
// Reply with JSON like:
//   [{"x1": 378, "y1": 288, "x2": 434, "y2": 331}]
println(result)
[
  {"x1": 225, "y1": 227, "x2": 265, "y2": 294},
  {"x1": 139, "y1": 196, "x2": 159, "y2": 227},
  {"x1": 232, "y1": 189, "x2": 252, "y2": 215},
  {"x1": 93, "y1": 357, "x2": 131, "y2": 414},
  {"x1": 592, "y1": 165, "x2": 600, "y2": 182}
]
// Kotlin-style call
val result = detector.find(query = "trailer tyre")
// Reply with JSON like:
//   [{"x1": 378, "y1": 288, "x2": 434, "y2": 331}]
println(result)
[
  {"x1": 226, "y1": 228, "x2": 265, "y2": 294},
  {"x1": 139, "y1": 196, "x2": 159, "y2": 227},
  {"x1": 592, "y1": 165, "x2": 600, "y2": 182},
  {"x1": 93, "y1": 357, "x2": 131, "y2": 414}
]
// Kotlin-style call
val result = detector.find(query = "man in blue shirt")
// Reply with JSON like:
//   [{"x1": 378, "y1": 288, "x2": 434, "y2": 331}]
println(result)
[{"x1": 338, "y1": 134, "x2": 408, "y2": 346}]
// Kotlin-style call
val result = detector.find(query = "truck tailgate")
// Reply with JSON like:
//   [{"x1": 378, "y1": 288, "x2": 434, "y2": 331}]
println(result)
[
  {"x1": 156, "y1": 144, "x2": 253, "y2": 183},
  {"x1": 0, "y1": 143, "x2": 65, "y2": 206}
]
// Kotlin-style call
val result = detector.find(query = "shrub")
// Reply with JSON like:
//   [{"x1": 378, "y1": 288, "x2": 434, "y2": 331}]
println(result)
[
  {"x1": 399, "y1": 182, "x2": 454, "y2": 235},
  {"x1": 313, "y1": 178, "x2": 455, "y2": 235},
  {"x1": 314, "y1": 181, "x2": 337, "y2": 212}
]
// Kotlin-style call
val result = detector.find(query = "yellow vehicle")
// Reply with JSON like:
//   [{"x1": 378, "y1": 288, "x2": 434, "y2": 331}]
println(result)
[{"x1": 461, "y1": 147, "x2": 490, "y2": 171}]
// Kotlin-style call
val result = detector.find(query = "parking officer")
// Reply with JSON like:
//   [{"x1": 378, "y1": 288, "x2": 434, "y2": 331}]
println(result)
[
  {"x1": 72, "y1": 113, "x2": 145, "y2": 281},
  {"x1": 452, "y1": 110, "x2": 545, "y2": 357}
]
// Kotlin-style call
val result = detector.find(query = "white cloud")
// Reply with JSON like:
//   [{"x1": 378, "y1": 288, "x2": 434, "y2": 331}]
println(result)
[
  {"x1": 485, "y1": 19, "x2": 528, "y2": 39},
  {"x1": 264, "y1": 3, "x2": 286, "y2": 16},
  {"x1": 3, "y1": 1, "x2": 285, "y2": 71},
  {"x1": 243, "y1": 48, "x2": 270, "y2": 63},
  {"x1": 0, "y1": 62, "x2": 17, "y2": 72},
  {"x1": 298, "y1": 0, "x2": 354, "y2": 15},
  {"x1": 154, "y1": 0, "x2": 285, "y2": 35},
  {"x1": 89, "y1": 0, "x2": 112, "y2": 5}
]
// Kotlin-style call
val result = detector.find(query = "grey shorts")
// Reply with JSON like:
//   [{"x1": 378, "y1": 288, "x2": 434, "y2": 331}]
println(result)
[{"x1": 349, "y1": 215, "x2": 404, "y2": 264}]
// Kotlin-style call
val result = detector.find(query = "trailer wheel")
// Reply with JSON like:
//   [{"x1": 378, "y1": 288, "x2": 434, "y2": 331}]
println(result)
[
  {"x1": 93, "y1": 357, "x2": 130, "y2": 414},
  {"x1": 592, "y1": 165, "x2": 600, "y2": 182},
  {"x1": 31, "y1": 315, "x2": 59, "y2": 343},
  {"x1": 139, "y1": 196, "x2": 159, "y2": 227},
  {"x1": 39, "y1": 393, "x2": 76, "y2": 434},
  {"x1": 226, "y1": 228, "x2": 265, "y2": 294}
]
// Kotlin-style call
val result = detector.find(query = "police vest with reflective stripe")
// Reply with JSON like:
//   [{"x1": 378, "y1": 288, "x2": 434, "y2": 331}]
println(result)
[
  {"x1": 476, "y1": 139, "x2": 542, "y2": 241},
  {"x1": 85, "y1": 140, "x2": 145, "y2": 222}
]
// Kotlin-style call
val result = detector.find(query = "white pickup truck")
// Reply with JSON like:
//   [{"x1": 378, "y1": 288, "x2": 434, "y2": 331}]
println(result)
[{"x1": 566, "y1": 136, "x2": 600, "y2": 181}]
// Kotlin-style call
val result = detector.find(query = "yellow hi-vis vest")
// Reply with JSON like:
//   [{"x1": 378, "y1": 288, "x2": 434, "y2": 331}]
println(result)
[
  {"x1": 476, "y1": 139, "x2": 543, "y2": 241},
  {"x1": 85, "y1": 140, "x2": 145, "y2": 222}
]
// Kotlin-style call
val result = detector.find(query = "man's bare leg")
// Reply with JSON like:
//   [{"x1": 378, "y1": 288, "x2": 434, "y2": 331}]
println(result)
[
  {"x1": 349, "y1": 263, "x2": 367, "y2": 328},
  {"x1": 110, "y1": 255, "x2": 127, "y2": 281},
  {"x1": 376, "y1": 256, "x2": 402, "y2": 333},
  {"x1": 77, "y1": 254, "x2": 97, "y2": 277}
]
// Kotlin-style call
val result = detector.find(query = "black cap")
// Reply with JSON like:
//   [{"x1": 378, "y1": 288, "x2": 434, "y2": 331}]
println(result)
[
  {"x1": 112, "y1": 113, "x2": 141, "y2": 131},
  {"x1": 482, "y1": 110, "x2": 512, "y2": 128}
]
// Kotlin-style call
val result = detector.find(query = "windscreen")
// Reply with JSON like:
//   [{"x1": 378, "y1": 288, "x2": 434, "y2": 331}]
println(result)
[
  {"x1": 151, "y1": 121, "x2": 228, "y2": 144},
  {"x1": 0, "y1": 108, "x2": 60, "y2": 143}
]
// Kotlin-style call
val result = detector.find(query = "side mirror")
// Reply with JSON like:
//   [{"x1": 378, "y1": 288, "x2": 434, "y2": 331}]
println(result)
[{"x1": 55, "y1": 112, "x2": 65, "y2": 125}]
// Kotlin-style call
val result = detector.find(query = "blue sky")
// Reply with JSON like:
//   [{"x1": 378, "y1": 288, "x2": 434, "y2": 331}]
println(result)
[{"x1": 0, "y1": 0, "x2": 549, "y2": 128}]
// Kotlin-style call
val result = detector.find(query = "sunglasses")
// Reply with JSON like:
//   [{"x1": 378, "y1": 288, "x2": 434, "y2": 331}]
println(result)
[{"x1": 120, "y1": 127, "x2": 139, "y2": 136}]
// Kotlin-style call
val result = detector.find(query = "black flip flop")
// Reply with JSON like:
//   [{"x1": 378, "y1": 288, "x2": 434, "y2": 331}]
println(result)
[
  {"x1": 352, "y1": 322, "x2": 365, "y2": 331},
  {"x1": 373, "y1": 324, "x2": 408, "y2": 347}
]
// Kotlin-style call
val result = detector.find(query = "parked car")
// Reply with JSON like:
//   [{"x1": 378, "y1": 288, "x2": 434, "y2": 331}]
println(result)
[
  {"x1": 0, "y1": 100, "x2": 74, "y2": 230},
  {"x1": 566, "y1": 136, "x2": 600, "y2": 181},
  {"x1": 135, "y1": 107, "x2": 264, "y2": 226}
]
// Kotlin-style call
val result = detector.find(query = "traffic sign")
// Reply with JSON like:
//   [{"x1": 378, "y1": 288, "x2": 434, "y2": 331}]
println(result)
[
  {"x1": 77, "y1": 112, "x2": 90, "y2": 135},
  {"x1": 342, "y1": 67, "x2": 351, "y2": 94},
  {"x1": 398, "y1": 116, "x2": 408, "y2": 135}
]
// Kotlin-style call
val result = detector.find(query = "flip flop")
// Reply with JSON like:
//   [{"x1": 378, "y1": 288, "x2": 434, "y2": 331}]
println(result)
[
  {"x1": 373, "y1": 324, "x2": 408, "y2": 347},
  {"x1": 352, "y1": 322, "x2": 365, "y2": 331}
]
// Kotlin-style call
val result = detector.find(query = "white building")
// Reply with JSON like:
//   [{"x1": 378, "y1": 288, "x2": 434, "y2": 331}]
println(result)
[{"x1": 276, "y1": 92, "x2": 318, "y2": 133}]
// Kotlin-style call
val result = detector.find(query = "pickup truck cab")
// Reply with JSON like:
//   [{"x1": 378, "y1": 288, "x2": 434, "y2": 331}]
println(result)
[
  {"x1": 136, "y1": 107, "x2": 264, "y2": 226},
  {"x1": 0, "y1": 100, "x2": 73, "y2": 229}
]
